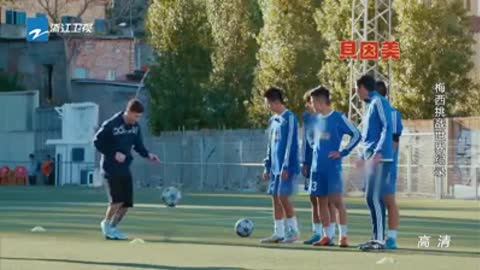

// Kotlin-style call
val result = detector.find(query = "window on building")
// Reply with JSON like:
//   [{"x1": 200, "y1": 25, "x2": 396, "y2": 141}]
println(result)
[
  {"x1": 61, "y1": 16, "x2": 81, "y2": 24},
  {"x1": 71, "y1": 148, "x2": 85, "y2": 162},
  {"x1": 466, "y1": 0, "x2": 471, "y2": 11},
  {"x1": 5, "y1": 10, "x2": 15, "y2": 24},
  {"x1": 16, "y1": 11, "x2": 26, "y2": 25},
  {"x1": 6, "y1": 10, "x2": 15, "y2": 24},
  {"x1": 73, "y1": 67, "x2": 89, "y2": 79},
  {"x1": 36, "y1": 13, "x2": 47, "y2": 19},
  {"x1": 94, "y1": 19, "x2": 107, "y2": 34},
  {"x1": 106, "y1": 70, "x2": 116, "y2": 81},
  {"x1": 5, "y1": 10, "x2": 26, "y2": 25},
  {"x1": 61, "y1": 16, "x2": 74, "y2": 24}
]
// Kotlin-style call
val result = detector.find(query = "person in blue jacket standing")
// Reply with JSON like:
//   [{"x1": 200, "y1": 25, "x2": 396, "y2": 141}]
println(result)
[
  {"x1": 355, "y1": 75, "x2": 394, "y2": 251},
  {"x1": 261, "y1": 87, "x2": 300, "y2": 244},
  {"x1": 376, "y1": 80, "x2": 404, "y2": 249}
]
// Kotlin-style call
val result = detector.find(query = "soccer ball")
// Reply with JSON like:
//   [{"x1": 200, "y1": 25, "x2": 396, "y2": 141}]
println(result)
[
  {"x1": 161, "y1": 186, "x2": 181, "y2": 207},
  {"x1": 235, "y1": 218, "x2": 254, "y2": 238}
]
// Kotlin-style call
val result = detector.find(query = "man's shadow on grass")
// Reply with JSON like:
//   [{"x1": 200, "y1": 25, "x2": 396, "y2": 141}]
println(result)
[{"x1": 0, "y1": 257, "x2": 248, "y2": 270}]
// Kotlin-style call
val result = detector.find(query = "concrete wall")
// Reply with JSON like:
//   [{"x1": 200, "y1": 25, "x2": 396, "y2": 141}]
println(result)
[
  {"x1": 70, "y1": 80, "x2": 148, "y2": 127},
  {"x1": 0, "y1": 132, "x2": 35, "y2": 167},
  {"x1": 0, "y1": 37, "x2": 69, "y2": 105},
  {"x1": 0, "y1": 91, "x2": 38, "y2": 131},
  {"x1": 0, "y1": 91, "x2": 39, "y2": 167}
]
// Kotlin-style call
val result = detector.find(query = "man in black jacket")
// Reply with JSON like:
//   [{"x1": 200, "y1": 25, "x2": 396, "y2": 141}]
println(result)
[{"x1": 94, "y1": 99, "x2": 160, "y2": 240}]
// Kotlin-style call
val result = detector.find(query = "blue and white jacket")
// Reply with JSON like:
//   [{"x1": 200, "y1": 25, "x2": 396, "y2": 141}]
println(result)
[
  {"x1": 302, "y1": 111, "x2": 315, "y2": 167},
  {"x1": 361, "y1": 91, "x2": 394, "y2": 161},
  {"x1": 311, "y1": 111, "x2": 361, "y2": 173},
  {"x1": 264, "y1": 109, "x2": 300, "y2": 176}
]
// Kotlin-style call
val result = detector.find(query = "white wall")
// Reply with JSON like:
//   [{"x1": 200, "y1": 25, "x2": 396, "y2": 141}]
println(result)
[
  {"x1": 0, "y1": 131, "x2": 35, "y2": 165},
  {"x1": 0, "y1": 91, "x2": 39, "y2": 132}
]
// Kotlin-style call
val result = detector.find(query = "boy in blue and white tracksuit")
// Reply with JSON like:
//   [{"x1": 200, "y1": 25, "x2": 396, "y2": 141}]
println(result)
[
  {"x1": 356, "y1": 75, "x2": 394, "y2": 251},
  {"x1": 376, "y1": 81, "x2": 403, "y2": 249},
  {"x1": 307, "y1": 86, "x2": 361, "y2": 247},
  {"x1": 261, "y1": 87, "x2": 300, "y2": 244}
]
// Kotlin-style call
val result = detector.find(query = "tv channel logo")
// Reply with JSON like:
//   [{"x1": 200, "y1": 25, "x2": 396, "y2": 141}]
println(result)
[{"x1": 26, "y1": 17, "x2": 49, "y2": 42}]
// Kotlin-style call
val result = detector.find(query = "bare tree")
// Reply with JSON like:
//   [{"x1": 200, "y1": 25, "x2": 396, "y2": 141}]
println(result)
[
  {"x1": 107, "y1": 0, "x2": 148, "y2": 35},
  {"x1": 36, "y1": 0, "x2": 109, "y2": 23}
]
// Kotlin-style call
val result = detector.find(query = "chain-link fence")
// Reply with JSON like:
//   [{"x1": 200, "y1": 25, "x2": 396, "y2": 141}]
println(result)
[
  {"x1": 127, "y1": 131, "x2": 479, "y2": 199},
  {"x1": 131, "y1": 135, "x2": 267, "y2": 192}
]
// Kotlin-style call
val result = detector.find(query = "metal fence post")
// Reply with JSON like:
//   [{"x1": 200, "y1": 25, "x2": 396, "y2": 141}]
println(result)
[
  {"x1": 239, "y1": 140, "x2": 244, "y2": 189},
  {"x1": 474, "y1": 166, "x2": 478, "y2": 201},
  {"x1": 443, "y1": 121, "x2": 449, "y2": 198},
  {"x1": 435, "y1": 176, "x2": 441, "y2": 200},
  {"x1": 162, "y1": 142, "x2": 166, "y2": 186},
  {"x1": 407, "y1": 145, "x2": 412, "y2": 194},
  {"x1": 200, "y1": 138, "x2": 204, "y2": 191}
]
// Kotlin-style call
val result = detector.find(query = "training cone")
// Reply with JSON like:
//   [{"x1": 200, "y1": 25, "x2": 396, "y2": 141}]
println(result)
[
  {"x1": 376, "y1": 257, "x2": 396, "y2": 264},
  {"x1": 129, "y1": 238, "x2": 146, "y2": 244},
  {"x1": 31, "y1": 226, "x2": 47, "y2": 232}
]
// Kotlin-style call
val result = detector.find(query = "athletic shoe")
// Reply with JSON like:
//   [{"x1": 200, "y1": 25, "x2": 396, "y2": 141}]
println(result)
[
  {"x1": 313, "y1": 236, "x2": 334, "y2": 246},
  {"x1": 339, "y1": 236, "x2": 349, "y2": 248},
  {"x1": 282, "y1": 227, "x2": 299, "y2": 243},
  {"x1": 260, "y1": 234, "x2": 284, "y2": 244},
  {"x1": 110, "y1": 227, "x2": 128, "y2": 240},
  {"x1": 358, "y1": 240, "x2": 379, "y2": 249},
  {"x1": 358, "y1": 240, "x2": 373, "y2": 249},
  {"x1": 101, "y1": 220, "x2": 117, "y2": 240},
  {"x1": 386, "y1": 238, "x2": 398, "y2": 249},
  {"x1": 303, "y1": 234, "x2": 321, "y2": 245},
  {"x1": 100, "y1": 220, "x2": 109, "y2": 237},
  {"x1": 358, "y1": 240, "x2": 386, "y2": 251}
]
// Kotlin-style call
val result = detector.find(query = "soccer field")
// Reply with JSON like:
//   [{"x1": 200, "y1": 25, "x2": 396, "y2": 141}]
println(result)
[{"x1": 0, "y1": 187, "x2": 478, "y2": 270}]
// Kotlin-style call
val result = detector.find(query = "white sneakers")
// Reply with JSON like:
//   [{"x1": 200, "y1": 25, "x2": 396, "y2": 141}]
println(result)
[{"x1": 100, "y1": 220, "x2": 128, "y2": 240}]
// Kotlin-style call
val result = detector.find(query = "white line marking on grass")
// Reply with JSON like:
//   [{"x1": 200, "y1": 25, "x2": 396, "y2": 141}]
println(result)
[
  {"x1": 0, "y1": 202, "x2": 475, "y2": 220},
  {"x1": 171, "y1": 216, "x2": 272, "y2": 223}
]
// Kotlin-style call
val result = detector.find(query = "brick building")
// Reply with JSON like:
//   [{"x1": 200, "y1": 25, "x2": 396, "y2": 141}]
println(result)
[{"x1": 69, "y1": 36, "x2": 135, "y2": 81}]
